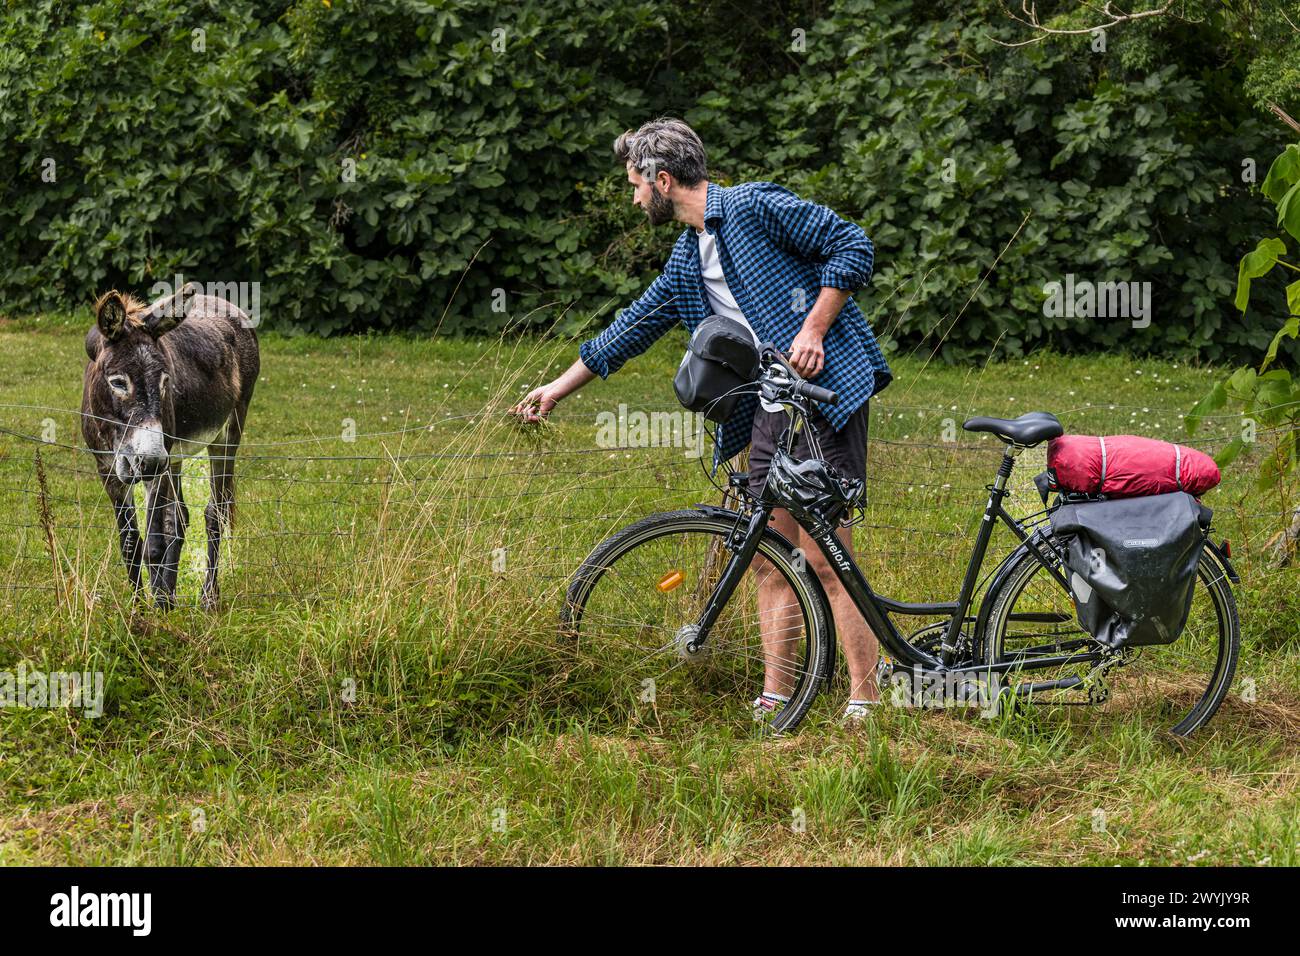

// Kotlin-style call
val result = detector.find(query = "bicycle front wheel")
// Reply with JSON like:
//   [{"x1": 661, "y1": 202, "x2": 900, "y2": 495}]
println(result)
[
  {"x1": 982, "y1": 542, "x2": 1240, "y2": 737},
  {"x1": 561, "y1": 509, "x2": 834, "y2": 735}
]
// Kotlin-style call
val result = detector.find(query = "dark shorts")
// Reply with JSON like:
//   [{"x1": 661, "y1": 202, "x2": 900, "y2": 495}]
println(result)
[{"x1": 747, "y1": 398, "x2": 870, "y2": 500}]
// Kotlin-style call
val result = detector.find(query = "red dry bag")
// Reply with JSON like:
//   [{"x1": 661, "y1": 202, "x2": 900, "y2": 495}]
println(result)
[{"x1": 1046, "y1": 434, "x2": 1220, "y2": 498}]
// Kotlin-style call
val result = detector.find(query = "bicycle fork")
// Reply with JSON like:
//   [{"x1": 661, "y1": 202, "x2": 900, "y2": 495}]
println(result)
[{"x1": 684, "y1": 509, "x2": 768, "y2": 654}]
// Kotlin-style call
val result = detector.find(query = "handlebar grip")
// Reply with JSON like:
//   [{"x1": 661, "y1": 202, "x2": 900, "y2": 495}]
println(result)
[{"x1": 795, "y1": 381, "x2": 838, "y2": 406}]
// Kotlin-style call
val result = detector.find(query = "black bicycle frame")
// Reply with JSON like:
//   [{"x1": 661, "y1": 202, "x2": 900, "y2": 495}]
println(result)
[{"x1": 689, "y1": 445, "x2": 1105, "y2": 679}]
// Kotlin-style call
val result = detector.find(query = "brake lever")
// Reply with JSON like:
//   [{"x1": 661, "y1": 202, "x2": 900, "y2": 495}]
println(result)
[
  {"x1": 758, "y1": 343, "x2": 811, "y2": 414},
  {"x1": 760, "y1": 343, "x2": 799, "y2": 376}
]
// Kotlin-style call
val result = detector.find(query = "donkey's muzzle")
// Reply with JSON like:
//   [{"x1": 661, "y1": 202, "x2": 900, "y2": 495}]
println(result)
[
  {"x1": 114, "y1": 420, "x2": 169, "y2": 485},
  {"x1": 116, "y1": 451, "x2": 168, "y2": 484}
]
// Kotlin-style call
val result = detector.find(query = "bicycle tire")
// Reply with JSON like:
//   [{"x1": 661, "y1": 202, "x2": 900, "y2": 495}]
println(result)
[
  {"x1": 982, "y1": 543, "x2": 1240, "y2": 737},
  {"x1": 562, "y1": 509, "x2": 835, "y2": 734}
]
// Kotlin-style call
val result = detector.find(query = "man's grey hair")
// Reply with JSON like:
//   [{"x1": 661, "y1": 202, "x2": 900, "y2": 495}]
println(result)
[{"x1": 613, "y1": 117, "x2": 707, "y2": 187}]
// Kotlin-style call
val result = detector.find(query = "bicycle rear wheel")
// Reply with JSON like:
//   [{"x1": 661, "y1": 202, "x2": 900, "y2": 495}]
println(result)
[
  {"x1": 982, "y1": 542, "x2": 1240, "y2": 736},
  {"x1": 561, "y1": 509, "x2": 834, "y2": 735}
]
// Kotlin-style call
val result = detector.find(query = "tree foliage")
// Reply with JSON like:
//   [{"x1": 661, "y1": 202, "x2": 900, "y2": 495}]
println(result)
[
  {"x1": 0, "y1": 0, "x2": 1293, "y2": 363},
  {"x1": 1187, "y1": 143, "x2": 1300, "y2": 491}
]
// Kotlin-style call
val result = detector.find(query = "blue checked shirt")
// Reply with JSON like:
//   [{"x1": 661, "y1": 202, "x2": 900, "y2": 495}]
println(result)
[{"x1": 579, "y1": 180, "x2": 893, "y2": 472}]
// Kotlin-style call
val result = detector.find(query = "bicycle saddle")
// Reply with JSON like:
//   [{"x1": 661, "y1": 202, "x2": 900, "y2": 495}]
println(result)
[{"x1": 962, "y1": 411, "x2": 1063, "y2": 447}]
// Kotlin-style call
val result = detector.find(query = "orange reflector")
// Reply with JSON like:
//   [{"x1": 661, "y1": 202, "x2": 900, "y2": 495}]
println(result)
[{"x1": 657, "y1": 570, "x2": 684, "y2": 593}]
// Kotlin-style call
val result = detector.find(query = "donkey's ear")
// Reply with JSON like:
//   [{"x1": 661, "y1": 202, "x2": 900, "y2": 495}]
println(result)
[
  {"x1": 94, "y1": 291, "x2": 129, "y2": 342},
  {"x1": 142, "y1": 282, "x2": 197, "y2": 336}
]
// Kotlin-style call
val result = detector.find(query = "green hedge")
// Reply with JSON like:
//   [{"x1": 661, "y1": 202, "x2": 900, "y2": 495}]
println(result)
[
  {"x1": 751, "y1": 0, "x2": 1280, "y2": 362},
  {"x1": 0, "y1": 0, "x2": 1289, "y2": 362}
]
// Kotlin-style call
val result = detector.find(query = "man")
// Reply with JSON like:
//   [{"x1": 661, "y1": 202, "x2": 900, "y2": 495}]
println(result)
[{"x1": 510, "y1": 117, "x2": 892, "y2": 719}]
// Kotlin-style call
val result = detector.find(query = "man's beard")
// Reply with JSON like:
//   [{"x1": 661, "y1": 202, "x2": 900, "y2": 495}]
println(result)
[{"x1": 644, "y1": 187, "x2": 675, "y2": 226}]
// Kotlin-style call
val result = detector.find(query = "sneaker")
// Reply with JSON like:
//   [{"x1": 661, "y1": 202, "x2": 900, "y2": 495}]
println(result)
[
  {"x1": 843, "y1": 698, "x2": 881, "y2": 721},
  {"x1": 751, "y1": 691, "x2": 790, "y2": 722}
]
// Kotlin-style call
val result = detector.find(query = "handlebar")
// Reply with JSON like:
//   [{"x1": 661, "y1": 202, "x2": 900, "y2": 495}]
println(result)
[
  {"x1": 794, "y1": 380, "x2": 838, "y2": 406},
  {"x1": 758, "y1": 344, "x2": 839, "y2": 408}
]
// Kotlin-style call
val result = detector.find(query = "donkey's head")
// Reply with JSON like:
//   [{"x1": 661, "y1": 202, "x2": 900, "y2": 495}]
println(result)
[{"x1": 82, "y1": 284, "x2": 197, "y2": 486}]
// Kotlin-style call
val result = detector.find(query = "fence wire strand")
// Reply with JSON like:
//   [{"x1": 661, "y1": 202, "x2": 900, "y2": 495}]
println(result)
[{"x1": 0, "y1": 401, "x2": 1295, "y2": 615}]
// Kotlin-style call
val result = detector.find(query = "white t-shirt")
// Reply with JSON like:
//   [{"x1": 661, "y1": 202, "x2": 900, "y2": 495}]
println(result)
[{"x1": 696, "y1": 227, "x2": 760, "y2": 346}]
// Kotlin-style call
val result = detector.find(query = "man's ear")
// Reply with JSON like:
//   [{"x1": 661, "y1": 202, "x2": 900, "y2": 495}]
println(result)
[
  {"x1": 94, "y1": 291, "x2": 129, "y2": 342},
  {"x1": 657, "y1": 170, "x2": 672, "y2": 194},
  {"x1": 141, "y1": 282, "x2": 197, "y2": 336}
]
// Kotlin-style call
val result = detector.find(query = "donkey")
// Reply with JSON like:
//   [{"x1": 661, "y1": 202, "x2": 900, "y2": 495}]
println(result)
[{"x1": 81, "y1": 282, "x2": 259, "y2": 609}]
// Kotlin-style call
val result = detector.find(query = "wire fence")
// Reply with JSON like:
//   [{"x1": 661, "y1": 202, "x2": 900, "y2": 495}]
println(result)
[{"x1": 0, "y1": 399, "x2": 1295, "y2": 617}]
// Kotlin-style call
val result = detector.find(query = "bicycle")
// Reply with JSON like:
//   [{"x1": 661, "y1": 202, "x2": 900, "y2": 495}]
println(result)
[{"x1": 561, "y1": 344, "x2": 1240, "y2": 737}]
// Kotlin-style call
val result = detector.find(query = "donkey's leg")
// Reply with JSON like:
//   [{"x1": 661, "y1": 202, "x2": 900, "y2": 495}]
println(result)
[
  {"x1": 202, "y1": 410, "x2": 244, "y2": 611},
  {"x1": 107, "y1": 481, "x2": 144, "y2": 594},
  {"x1": 173, "y1": 461, "x2": 190, "y2": 545},
  {"x1": 157, "y1": 462, "x2": 189, "y2": 602},
  {"x1": 144, "y1": 474, "x2": 178, "y2": 610}
]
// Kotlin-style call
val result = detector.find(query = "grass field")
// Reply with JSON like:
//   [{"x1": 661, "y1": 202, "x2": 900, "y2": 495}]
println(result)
[{"x1": 0, "y1": 310, "x2": 1296, "y2": 865}]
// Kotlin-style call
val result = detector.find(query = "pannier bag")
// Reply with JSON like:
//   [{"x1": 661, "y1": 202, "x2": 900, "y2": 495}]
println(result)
[
  {"x1": 1046, "y1": 434, "x2": 1220, "y2": 498},
  {"x1": 673, "y1": 315, "x2": 760, "y2": 424},
  {"x1": 1048, "y1": 491, "x2": 1210, "y2": 649}
]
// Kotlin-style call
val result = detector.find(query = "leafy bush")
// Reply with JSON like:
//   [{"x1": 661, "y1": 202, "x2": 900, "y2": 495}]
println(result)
[
  {"x1": 730, "y1": 0, "x2": 1281, "y2": 362},
  {"x1": 1188, "y1": 143, "x2": 1300, "y2": 511},
  {"x1": 0, "y1": 0, "x2": 1291, "y2": 363},
  {"x1": 0, "y1": 0, "x2": 677, "y2": 333}
]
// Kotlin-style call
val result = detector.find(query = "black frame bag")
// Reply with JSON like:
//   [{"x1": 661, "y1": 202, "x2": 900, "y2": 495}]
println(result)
[
  {"x1": 673, "y1": 315, "x2": 760, "y2": 424},
  {"x1": 1048, "y1": 491, "x2": 1210, "y2": 649}
]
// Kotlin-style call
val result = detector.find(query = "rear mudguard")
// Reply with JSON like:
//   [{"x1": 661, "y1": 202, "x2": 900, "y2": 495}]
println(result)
[{"x1": 1202, "y1": 537, "x2": 1240, "y2": 584}]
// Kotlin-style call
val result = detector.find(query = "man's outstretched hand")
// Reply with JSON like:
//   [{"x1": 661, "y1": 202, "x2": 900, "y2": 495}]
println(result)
[
  {"x1": 510, "y1": 383, "x2": 563, "y2": 423},
  {"x1": 509, "y1": 358, "x2": 599, "y2": 423}
]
